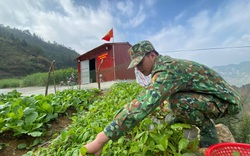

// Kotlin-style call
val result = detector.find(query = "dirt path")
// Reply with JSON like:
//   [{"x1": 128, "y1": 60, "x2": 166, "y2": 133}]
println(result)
[{"x1": 0, "y1": 81, "x2": 120, "y2": 96}]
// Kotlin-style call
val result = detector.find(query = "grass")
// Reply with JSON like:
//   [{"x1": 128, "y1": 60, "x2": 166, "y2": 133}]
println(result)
[
  {"x1": 0, "y1": 68, "x2": 77, "y2": 89},
  {"x1": 0, "y1": 78, "x2": 21, "y2": 88}
]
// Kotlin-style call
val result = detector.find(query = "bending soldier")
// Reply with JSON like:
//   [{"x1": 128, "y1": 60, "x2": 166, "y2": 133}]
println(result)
[{"x1": 80, "y1": 40, "x2": 242, "y2": 155}]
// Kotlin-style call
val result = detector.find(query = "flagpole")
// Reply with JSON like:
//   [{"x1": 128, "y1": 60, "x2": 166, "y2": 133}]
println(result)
[{"x1": 112, "y1": 29, "x2": 116, "y2": 80}]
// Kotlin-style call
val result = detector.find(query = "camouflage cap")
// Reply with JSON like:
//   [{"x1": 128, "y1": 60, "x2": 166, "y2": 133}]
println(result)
[{"x1": 127, "y1": 40, "x2": 155, "y2": 69}]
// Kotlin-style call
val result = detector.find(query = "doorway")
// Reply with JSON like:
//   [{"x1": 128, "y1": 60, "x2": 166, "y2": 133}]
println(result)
[{"x1": 89, "y1": 58, "x2": 96, "y2": 82}]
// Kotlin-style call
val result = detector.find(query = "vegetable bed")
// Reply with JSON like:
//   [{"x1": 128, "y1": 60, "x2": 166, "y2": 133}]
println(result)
[{"x1": 1, "y1": 82, "x2": 199, "y2": 156}]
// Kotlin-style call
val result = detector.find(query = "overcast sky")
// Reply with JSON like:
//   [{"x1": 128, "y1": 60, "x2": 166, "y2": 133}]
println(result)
[{"x1": 0, "y1": 0, "x2": 250, "y2": 67}]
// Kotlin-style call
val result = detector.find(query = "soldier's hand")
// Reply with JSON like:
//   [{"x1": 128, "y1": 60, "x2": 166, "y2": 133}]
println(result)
[
  {"x1": 79, "y1": 143, "x2": 102, "y2": 156},
  {"x1": 79, "y1": 132, "x2": 109, "y2": 156}
]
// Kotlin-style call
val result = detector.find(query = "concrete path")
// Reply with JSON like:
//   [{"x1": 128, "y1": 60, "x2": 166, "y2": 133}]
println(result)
[{"x1": 0, "y1": 81, "x2": 119, "y2": 96}]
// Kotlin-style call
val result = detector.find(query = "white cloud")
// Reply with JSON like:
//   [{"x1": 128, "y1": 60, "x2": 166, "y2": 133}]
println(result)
[
  {"x1": 0, "y1": 0, "x2": 114, "y2": 53},
  {"x1": 174, "y1": 11, "x2": 186, "y2": 22},
  {"x1": 0, "y1": 0, "x2": 249, "y2": 67},
  {"x1": 149, "y1": 0, "x2": 250, "y2": 67},
  {"x1": 187, "y1": 11, "x2": 210, "y2": 36},
  {"x1": 116, "y1": 0, "x2": 134, "y2": 17},
  {"x1": 144, "y1": 0, "x2": 157, "y2": 7},
  {"x1": 115, "y1": 1, "x2": 147, "y2": 29},
  {"x1": 127, "y1": 6, "x2": 146, "y2": 28},
  {"x1": 36, "y1": 1, "x2": 114, "y2": 53}
]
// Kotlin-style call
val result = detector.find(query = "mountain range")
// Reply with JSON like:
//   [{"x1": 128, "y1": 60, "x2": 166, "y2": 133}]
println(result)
[{"x1": 213, "y1": 61, "x2": 250, "y2": 87}]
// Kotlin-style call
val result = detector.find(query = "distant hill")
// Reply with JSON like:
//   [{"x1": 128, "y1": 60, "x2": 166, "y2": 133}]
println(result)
[
  {"x1": 0, "y1": 24, "x2": 80, "y2": 79},
  {"x1": 213, "y1": 61, "x2": 250, "y2": 87}
]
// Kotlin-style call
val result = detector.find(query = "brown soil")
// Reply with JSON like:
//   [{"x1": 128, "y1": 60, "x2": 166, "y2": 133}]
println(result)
[{"x1": 0, "y1": 108, "x2": 76, "y2": 156}]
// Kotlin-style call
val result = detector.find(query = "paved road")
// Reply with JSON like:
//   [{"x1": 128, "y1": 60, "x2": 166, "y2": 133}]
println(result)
[{"x1": 0, "y1": 81, "x2": 118, "y2": 96}]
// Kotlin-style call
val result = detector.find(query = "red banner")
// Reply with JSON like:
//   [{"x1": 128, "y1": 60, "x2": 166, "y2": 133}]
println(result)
[
  {"x1": 102, "y1": 28, "x2": 113, "y2": 41},
  {"x1": 98, "y1": 52, "x2": 108, "y2": 60}
]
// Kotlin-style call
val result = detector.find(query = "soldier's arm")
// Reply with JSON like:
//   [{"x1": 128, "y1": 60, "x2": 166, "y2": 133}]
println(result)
[
  {"x1": 103, "y1": 72, "x2": 180, "y2": 140},
  {"x1": 81, "y1": 72, "x2": 182, "y2": 155}
]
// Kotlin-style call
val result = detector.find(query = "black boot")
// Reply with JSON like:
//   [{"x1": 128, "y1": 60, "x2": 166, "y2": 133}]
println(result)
[{"x1": 199, "y1": 123, "x2": 219, "y2": 148}]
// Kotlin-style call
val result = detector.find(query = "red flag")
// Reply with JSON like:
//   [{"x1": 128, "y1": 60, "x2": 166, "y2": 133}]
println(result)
[{"x1": 102, "y1": 28, "x2": 113, "y2": 41}]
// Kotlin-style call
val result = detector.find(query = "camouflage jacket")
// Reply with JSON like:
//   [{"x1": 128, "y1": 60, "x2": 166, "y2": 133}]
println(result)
[{"x1": 103, "y1": 55, "x2": 242, "y2": 140}]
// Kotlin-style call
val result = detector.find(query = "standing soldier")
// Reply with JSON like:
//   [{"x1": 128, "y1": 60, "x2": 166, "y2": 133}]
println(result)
[{"x1": 79, "y1": 40, "x2": 242, "y2": 156}]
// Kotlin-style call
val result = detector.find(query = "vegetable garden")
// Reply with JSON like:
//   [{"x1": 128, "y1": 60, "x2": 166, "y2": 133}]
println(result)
[{"x1": 1, "y1": 82, "x2": 200, "y2": 156}]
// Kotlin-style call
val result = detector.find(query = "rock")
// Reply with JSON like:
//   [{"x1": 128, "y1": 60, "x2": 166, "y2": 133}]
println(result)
[
  {"x1": 215, "y1": 123, "x2": 235, "y2": 143},
  {"x1": 197, "y1": 124, "x2": 235, "y2": 156},
  {"x1": 199, "y1": 148, "x2": 207, "y2": 156}
]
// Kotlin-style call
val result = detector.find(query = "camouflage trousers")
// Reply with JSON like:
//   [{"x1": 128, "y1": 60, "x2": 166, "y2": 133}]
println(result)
[{"x1": 169, "y1": 92, "x2": 240, "y2": 130}]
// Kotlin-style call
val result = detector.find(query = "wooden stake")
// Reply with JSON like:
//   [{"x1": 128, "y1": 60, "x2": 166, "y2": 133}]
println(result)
[{"x1": 45, "y1": 60, "x2": 56, "y2": 96}]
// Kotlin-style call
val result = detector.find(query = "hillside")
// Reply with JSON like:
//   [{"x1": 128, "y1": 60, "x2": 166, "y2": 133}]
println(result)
[
  {"x1": 0, "y1": 37, "x2": 51, "y2": 78},
  {"x1": 213, "y1": 61, "x2": 250, "y2": 87},
  {"x1": 0, "y1": 24, "x2": 80, "y2": 79}
]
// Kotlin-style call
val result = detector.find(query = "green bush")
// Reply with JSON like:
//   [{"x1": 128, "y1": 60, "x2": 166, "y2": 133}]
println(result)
[
  {"x1": 54, "y1": 68, "x2": 77, "y2": 85},
  {"x1": 21, "y1": 68, "x2": 77, "y2": 87},
  {"x1": 22, "y1": 72, "x2": 47, "y2": 87},
  {"x1": 235, "y1": 115, "x2": 250, "y2": 143},
  {"x1": 0, "y1": 68, "x2": 78, "y2": 88},
  {"x1": 0, "y1": 78, "x2": 21, "y2": 88}
]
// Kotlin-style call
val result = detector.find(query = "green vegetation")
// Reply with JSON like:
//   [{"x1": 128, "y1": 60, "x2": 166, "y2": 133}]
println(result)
[
  {"x1": 0, "y1": 82, "x2": 249, "y2": 156},
  {"x1": 22, "y1": 68, "x2": 77, "y2": 87},
  {"x1": 0, "y1": 68, "x2": 77, "y2": 88},
  {"x1": 0, "y1": 78, "x2": 21, "y2": 88},
  {"x1": 0, "y1": 87, "x2": 100, "y2": 151},
  {"x1": 23, "y1": 82, "x2": 199, "y2": 156},
  {"x1": 0, "y1": 88, "x2": 100, "y2": 137},
  {"x1": 0, "y1": 25, "x2": 80, "y2": 79},
  {"x1": 236, "y1": 116, "x2": 250, "y2": 143},
  {"x1": 0, "y1": 36, "x2": 50, "y2": 78},
  {"x1": 0, "y1": 82, "x2": 200, "y2": 156}
]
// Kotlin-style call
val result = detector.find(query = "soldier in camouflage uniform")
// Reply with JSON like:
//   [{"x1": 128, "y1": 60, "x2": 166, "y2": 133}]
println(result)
[{"x1": 80, "y1": 40, "x2": 242, "y2": 155}]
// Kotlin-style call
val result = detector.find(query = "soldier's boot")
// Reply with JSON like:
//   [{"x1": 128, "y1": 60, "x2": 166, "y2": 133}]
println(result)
[{"x1": 199, "y1": 123, "x2": 219, "y2": 148}]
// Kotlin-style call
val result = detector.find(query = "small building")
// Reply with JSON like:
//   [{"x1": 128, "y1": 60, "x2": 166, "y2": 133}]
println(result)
[{"x1": 76, "y1": 42, "x2": 135, "y2": 84}]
